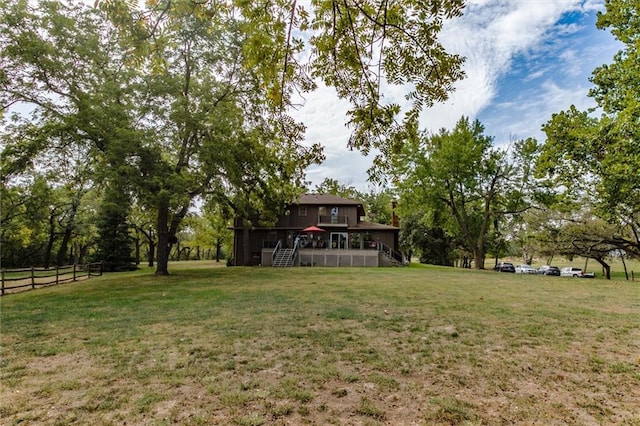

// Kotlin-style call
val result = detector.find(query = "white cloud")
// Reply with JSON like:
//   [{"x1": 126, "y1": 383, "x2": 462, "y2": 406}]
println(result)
[
  {"x1": 490, "y1": 78, "x2": 600, "y2": 145},
  {"x1": 428, "y1": 1, "x2": 587, "y2": 112},
  {"x1": 291, "y1": 83, "x2": 377, "y2": 191},
  {"x1": 294, "y1": 0, "x2": 614, "y2": 189},
  {"x1": 559, "y1": 49, "x2": 583, "y2": 77},
  {"x1": 523, "y1": 68, "x2": 549, "y2": 81}
]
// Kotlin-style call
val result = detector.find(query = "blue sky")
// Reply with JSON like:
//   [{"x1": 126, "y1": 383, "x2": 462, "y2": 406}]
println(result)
[{"x1": 295, "y1": 0, "x2": 621, "y2": 191}]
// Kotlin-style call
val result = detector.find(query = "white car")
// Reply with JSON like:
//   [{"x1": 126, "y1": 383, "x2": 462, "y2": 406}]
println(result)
[
  {"x1": 560, "y1": 267, "x2": 584, "y2": 277},
  {"x1": 515, "y1": 264, "x2": 537, "y2": 274}
]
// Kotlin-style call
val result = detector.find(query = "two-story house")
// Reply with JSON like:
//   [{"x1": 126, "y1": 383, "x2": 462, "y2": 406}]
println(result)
[{"x1": 231, "y1": 194, "x2": 402, "y2": 267}]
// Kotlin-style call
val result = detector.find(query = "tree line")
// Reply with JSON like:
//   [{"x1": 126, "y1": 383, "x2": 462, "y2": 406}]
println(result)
[
  {"x1": 1, "y1": 0, "x2": 463, "y2": 273},
  {"x1": 392, "y1": 0, "x2": 639, "y2": 278},
  {"x1": 1, "y1": 1, "x2": 636, "y2": 278}
]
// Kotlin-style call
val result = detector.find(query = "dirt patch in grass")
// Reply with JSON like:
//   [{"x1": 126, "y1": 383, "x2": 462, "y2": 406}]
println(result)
[{"x1": 2, "y1": 266, "x2": 639, "y2": 425}]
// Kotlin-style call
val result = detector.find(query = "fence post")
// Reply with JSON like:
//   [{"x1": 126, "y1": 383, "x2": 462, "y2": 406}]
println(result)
[
  {"x1": 1, "y1": 269, "x2": 5, "y2": 296},
  {"x1": 31, "y1": 266, "x2": 36, "y2": 289},
  {"x1": 73, "y1": 264, "x2": 77, "y2": 282},
  {"x1": 56, "y1": 266, "x2": 59, "y2": 285}
]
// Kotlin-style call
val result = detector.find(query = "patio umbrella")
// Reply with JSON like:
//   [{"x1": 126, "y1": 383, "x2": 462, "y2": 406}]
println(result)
[{"x1": 302, "y1": 225, "x2": 325, "y2": 233}]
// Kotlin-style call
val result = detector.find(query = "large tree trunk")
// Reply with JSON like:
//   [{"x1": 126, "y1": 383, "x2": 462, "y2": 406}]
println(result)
[
  {"x1": 474, "y1": 189, "x2": 496, "y2": 270},
  {"x1": 76, "y1": 243, "x2": 89, "y2": 265},
  {"x1": 621, "y1": 255, "x2": 629, "y2": 280},
  {"x1": 43, "y1": 210, "x2": 57, "y2": 269},
  {"x1": 56, "y1": 229, "x2": 72, "y2": 267},
  {"x1": 175, "y1": 241, "x2": 181, "y2": 261},
  {"x1": 148, "y1": 240, "x2": 155, "y2": 267},
  {"x1": 473, "y1": 219, "x2": 487, "y2": 270},
  {"x1": 134, "y1": 236, "x2": 141, "y2": 265},
  {"x1": 155, "y1": 198, "x2": 191, "y2": 275},
  {"x1": 473, "y1": 248, "x2": 485, "y2": 270},
  {"x1": 155, "y1": 202, "x2": 171, "y2": 275},
  {"x1": 143, "y1": 227, "x2": 155, "y2": 267},
  {"x1": 473, "y1": 245, "x2": 486, "y2": 270},
  {"x1": 56, "y1": 200, "x2": 79, "y2": 267},
  {"x1": 595, "y1": 258, "x2": 611, "y2": 280}
]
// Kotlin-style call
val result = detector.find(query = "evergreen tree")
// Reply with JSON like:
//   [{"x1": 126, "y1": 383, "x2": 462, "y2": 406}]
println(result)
[{"x1": 94, "y1": 185, "x2": 135, "y2": 272}]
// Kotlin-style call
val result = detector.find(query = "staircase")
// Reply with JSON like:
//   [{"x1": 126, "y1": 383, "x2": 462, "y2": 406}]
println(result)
[
  {"x1": 378, "y1": 251, "x2": 403, "y2": 267},
  {"x1": 272, "y1": 248, "x2": 296, "y2": 267},
  {"x1": 378, "y1": 242, "x2": 405, "y2": 267}
]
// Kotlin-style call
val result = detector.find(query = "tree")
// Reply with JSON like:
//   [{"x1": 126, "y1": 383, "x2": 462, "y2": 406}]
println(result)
[
  {"x1": 1, "y1": 103, "x2": 97, "y2": 268},
  {"x1": 96, "y1": 0, "x2": 466, "y2": 178},
  {"x1": 314, "y1": 178, "x2": 362, "y2": 200},
  {"x1": 0, "y1": 178, "x2": 51, "y2": 268},
  {"x1": 1, "y1": 1, "x2": 320, "y2": 274},
  {"x1": 361, "y1": 187, "x2": 395, "y2": 225},
  {"x1": 393, "y1": 117, "x2": 514, "y2": 269},
  {"x1": 309, "y1": 0, "x2": 465, "y2": 176},
  {"x1": 500, "y1": 137, "x2": 553, "y2": 265},
  {"x1": 398, "y1": 211, "x2": 455, "y2": 266},
  {"x1": 0, "y1": 173, "x2": 95, "y2": 268},
  {"x1": 531, "y1": 207, "x2": 619, "y2": 279},
  {"x1": 2, "y1": 0, "x2": 467, "y2": 273},
  {"x1": 537, "y1": 0, "x2": 640, "y2": 260},
  {"x1": 559, "y1": 216, "x2": 618, "y2": 280},
  {"x1": 215, "y1": 124, "x2": 319, "y2": 266},
  {"x1": 94, "y1": 183, "x2": 135, "y2": 271},
  {"x1": 129, "y1": 204, "x2": 157, "y2": 267},
  {"x1": 1, "y1": 0, "x2": 147, "y2": 269},
  {"x1": 190, "y1": 203, "x2": 233, "y2": 262}
]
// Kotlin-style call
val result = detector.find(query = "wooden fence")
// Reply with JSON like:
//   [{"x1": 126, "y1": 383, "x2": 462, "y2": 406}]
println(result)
[{"x1": 1, "y1": 262, "x2": 103, "y2": 296}]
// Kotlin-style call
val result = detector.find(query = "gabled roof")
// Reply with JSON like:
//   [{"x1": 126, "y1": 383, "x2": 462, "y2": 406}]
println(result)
[{"x1": 298, "y1": 193, "x2": 363, "y2": 205}]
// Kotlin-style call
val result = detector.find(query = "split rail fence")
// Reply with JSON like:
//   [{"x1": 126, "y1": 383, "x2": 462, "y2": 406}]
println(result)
[{"x1": 1, "y1": 262, "x2": 103, "y2": 296}]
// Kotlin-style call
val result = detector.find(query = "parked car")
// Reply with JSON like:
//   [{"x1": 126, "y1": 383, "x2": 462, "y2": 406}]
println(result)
[
  {"x1": 559, "y1": 267, "x2": 596, "y2": 278},
  {"x1": 537, "y1": 265, "x2": 561, "y2": 276},
  {"x1": 560, "y1": 267, "x2": 585, "y2": 277},
  {"x1": 515, "y1": 264, "x2": 537, "y2": 274},
  {"x1": 494, "y1": 262, "x2": 516, "y2": 273}
]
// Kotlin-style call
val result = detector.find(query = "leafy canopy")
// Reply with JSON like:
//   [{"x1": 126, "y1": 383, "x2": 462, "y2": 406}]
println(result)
[
  {"x1": 537, "y1": 0, "x2": 640, "y2": 259},
  {"x1": 95, "y1": 0, "x2": 466, "y2": 178}
]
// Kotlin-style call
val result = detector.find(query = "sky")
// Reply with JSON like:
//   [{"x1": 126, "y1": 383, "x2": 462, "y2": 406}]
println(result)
[{"x1": 293, "y1": 0, "x2": 622, "y2": 192}]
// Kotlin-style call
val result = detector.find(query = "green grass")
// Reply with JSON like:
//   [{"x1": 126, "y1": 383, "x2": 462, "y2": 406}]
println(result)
[{"x1": 1, "y1": 261, "x2": 639, "y2": 425}]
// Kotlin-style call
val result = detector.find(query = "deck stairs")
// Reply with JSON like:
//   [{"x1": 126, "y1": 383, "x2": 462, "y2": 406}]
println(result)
[
  {"x1": 379, "y1": 251, "x2": 403, "y2": 267},
  {"x1": 272, "y1": 248, "x2": 296, "y2": 267},
  {"x1": 378, "y1": 242, "x2": 405, "y2": 267}
]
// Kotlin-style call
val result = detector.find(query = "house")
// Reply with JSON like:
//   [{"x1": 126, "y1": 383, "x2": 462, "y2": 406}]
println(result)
[{"x1": 231, "y1": 194, "x2": 403, "y2": 267}]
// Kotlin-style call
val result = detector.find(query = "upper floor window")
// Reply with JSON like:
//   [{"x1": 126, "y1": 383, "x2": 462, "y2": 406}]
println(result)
[{"x1": 299, "y1": 206, "x2": 307, "y2": 216}]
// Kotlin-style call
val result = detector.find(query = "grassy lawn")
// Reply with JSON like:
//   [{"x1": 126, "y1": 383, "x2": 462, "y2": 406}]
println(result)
[{"x1": 1, "y1": 262, "x2": 639, "y2": 425}]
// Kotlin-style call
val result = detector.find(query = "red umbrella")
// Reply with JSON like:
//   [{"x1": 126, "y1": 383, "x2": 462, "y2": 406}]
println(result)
[{"x1": 302, "y1": 225, "x2": 325, "y2": 233}]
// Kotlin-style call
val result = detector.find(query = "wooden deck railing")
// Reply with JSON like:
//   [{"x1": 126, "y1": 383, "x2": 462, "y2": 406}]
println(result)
[{"x1": 1, "y1": 262, "x2": 103, "y2": 296}]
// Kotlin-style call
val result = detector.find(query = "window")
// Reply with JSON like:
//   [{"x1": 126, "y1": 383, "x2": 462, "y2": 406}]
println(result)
[
  {"x1": 350, "y1": 233, "x2": 361, "y2": 249},
  {"x1": 318, "y1": 206, "x2": 327, "y2": 216},
  {"x1": 299, "y1": 206, "x2": 307, "y2": 216},
  {"x1": 364, "y1": 232, "x2": 376, "y2": 249},
  {"x1": 330, "y1": 232, "x2": 347, "y2": 249},
  {"x1": 330, "y1": 206, "x2": 339, "y2": 223}
]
